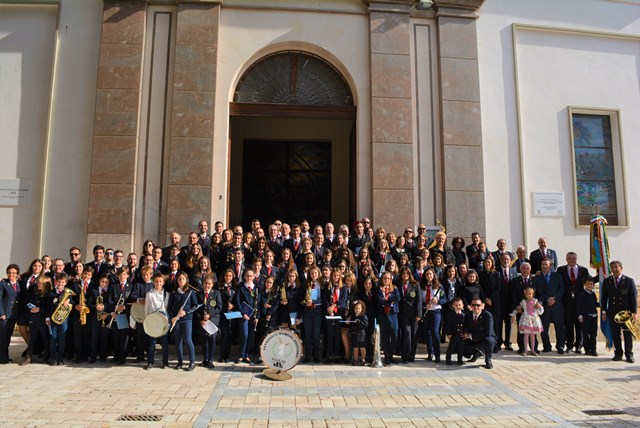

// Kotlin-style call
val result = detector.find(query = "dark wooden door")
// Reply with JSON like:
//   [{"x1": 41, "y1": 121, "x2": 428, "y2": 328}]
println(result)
[{"x1": 242, "y1": 140, "x2": 331, "y2": 227}]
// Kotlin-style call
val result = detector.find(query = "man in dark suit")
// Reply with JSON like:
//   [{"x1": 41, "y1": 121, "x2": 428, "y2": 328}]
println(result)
[
  {"x1": 465, "y1": 232, "x2": 481, "y2": 263},
  {"x1": 491, "y1": 239, "x2": 515, "y2": 267},
  {"x1": 513, "y1": 245, "x2": 530, "y2": 273},
  {"x1": 535, "y1": 259, "x2": 565, "y2": 353},
  {"x1": 64, "y1": 247, "x2": 83, "y2": 275},
  {"x1": 557, "y1": 252, "x2": 590, "y2": 353},
  {"x1": 601, "y1": 260, "x2": 637, "y2": 363},
  {"x1": 529, "y1": 237, "x2": 558, "y2": 274},
  {"x1": 162, "y1": 232, "x2": 181, "y2": 264},
  {"x1": 463, "y1": 297, "x2": 497, "y2": 369},
  {"x1": 267, "y1": 224, "x2": 283, "y2": 256},
  {"x1": 348, "y1": 221, "x2": 371, "y2": 255},
  {"x1": 497, "y1": 253, "x2": 518, "y2": 351},
  {"x1": 283, "y1": 224, "x2": 303, "y2": 257},
  {"x1": 323, "y1": 223, "x2": 337, "y2": 249},
  {"x1": 0, "y1": 264, "x2": 21, "y2": 364},
  {"x1": 85, "y1": 245, "x2": 108, "y2": 277},
  {"x1": 197, "y1": 220, "x2": 212, "y2": 253}
]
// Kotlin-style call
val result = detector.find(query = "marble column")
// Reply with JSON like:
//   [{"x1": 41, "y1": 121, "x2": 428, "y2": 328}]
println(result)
[
  {"x1": 434, "y1": 0, "x2": 486, "y2": 239},
  {"x1": 367, "y1": 1, "x2": 415, "y2": 234},
  {"x1": 87, "y1": 1, "x2": 146, "y2": 253},
  {"x1": 166, "y1": 1, "x2": 219, "y2": 237}
]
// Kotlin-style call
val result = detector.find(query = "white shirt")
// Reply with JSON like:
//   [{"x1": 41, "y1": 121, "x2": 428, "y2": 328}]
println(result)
[{"x1": 144, "y1": 289, "x2": 169, "y2": 316}]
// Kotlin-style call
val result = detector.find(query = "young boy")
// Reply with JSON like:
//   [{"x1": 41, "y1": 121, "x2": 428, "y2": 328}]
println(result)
[
  {"x1": 576, "y1": 277, "x2": 599, "y2": 357},
  {"x1": 71, "y1": 267, "x2": 94, "y2": 363},
  {"x1": 46, "y1": 272, "x2": 73, "y2": 365},
  {"x1": 445, "y1": 297, "x2": 466, "y2": 365},
  {"x1": 89, "y1": 274, "x2": 112, "y2": 363}
]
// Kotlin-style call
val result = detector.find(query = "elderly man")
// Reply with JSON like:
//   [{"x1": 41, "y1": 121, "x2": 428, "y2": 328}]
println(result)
[
  {"x1": 529, "y1": 237, "x2": 558, "y2": 274},
  {"x1": 557, "y1": 252, "x2": 590, "y2": 353}
]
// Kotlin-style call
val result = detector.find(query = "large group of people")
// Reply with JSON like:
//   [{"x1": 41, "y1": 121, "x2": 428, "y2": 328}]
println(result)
[{"x1": 0, "y1": 217, "x2": 637, "y2": 371}]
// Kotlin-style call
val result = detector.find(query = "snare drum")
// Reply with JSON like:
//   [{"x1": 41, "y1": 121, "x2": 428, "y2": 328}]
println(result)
[
  {"x1": 143, "y1": 311, "x2": 169, "y2": 338},
  {"x1": 130, "y1": 303, "x2": 146, "y2": 323},
  {"x1": 259, "y1": 328, "x2": 303, "y2": 371}
]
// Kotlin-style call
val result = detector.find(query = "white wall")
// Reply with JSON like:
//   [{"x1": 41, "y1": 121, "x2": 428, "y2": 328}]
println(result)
[
  {"x1": 0, "y1": 0, "x2": 103, "y2": 270},
  {"x1": 213, "y1": 4, "x2": 371, "y2": 225},
  {"x1": 477, "y1": 0, "x2": 640, "y2": 277},
  {"x1": 0, "y1": 5, "x2": 57, "y2": 271}
]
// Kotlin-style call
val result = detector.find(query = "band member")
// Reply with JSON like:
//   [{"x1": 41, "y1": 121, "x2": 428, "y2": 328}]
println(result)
[
  {"x1": 376, "y1": 271, "x2": 400, "y2": 365},
  {"x1": 280, "y1": 269, "x2": 304, "y2": 329},
  {"x1": 18, "y1": 259, "x2": 44, "y2": 355},
  {"x1": 20, "y1": 276, "x2": 52, "y2": 365},
  {"x1": 46, "y1": 272, "x2": 74, "y2": 365},
  {"x1": 422, "y1": 268, "x2": 444, "y2": 363},
  {"x1": 169, "y1": 272, "x2": 199, "y2": 371},
  {"x1": 576, "y1": 277, "x2": 599, "y2": 357},
  {"x1": 0, "y1": 264, "x2": 21, "y2": 364},
  {"x1": 398, "y1": 266, "x2": 421, "y2": 363},
  {"x1": 69, "y1": 267, "x2": 93, "y2": 363},
  {"x1": 445, "y1": 297, "x2": 466, "y2": 365},
  {"x1": 108, "y1": 267, "x2": 133, "y2": 365},
  {"x1": 132, "y1": 266, "x2": 154, "y2": 363},
  {"x1": 89, "y1": 274, "x2": 111, "y2": 363},
  {"x1": 197, "y1": 275, "x2": 222, "y2": 369},
  {"x1": 357, "y1": 275, "x2": 377, "y2": 362},
  {"x1": 217, "y1": 269, "x2": 237, "y2": 363},
  {"x1": 601, "y1": 260, "x2": 637, "y2": 363},
  {"x1": 324, "y1": 269, "x2": 346, "y2": 363},
  {"x1": 302, "y1": 266, "x2": 324, "y2": 363},
  {"x1": 340, "y1": 271, "x2": 359, "y2": 363},
  {"x1": 257, "y1": 276, "x2": 279, "y2": 347},
  {"x1": 145, "y1": 273, "x2": 170, "y2": 369},
  {"x1": 236, "y1": 268, "x2": 260, "y2": 364}
]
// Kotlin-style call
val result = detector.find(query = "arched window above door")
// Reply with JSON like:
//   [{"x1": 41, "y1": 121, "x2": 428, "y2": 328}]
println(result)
[{"x1": 234, "y1": 51, "x2": 353, "y2": 106}]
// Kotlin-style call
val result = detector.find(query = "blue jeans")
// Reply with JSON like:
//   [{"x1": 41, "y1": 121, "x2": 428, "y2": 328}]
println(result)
[
  {"x1": 50, "y1": 319, "x2": 68, "y2": 362},
  {"x1": 148, "y1": 333, "x2": 169, "y2": 365},
  {"x1": 174, "y1": 321, "x2": 195, "y2": 364},
  {"x1": 239, "y1": 317, "x2": 257, "y2": 359},
  {"x1": 425, "y1": 310, "x2": 442, "y2": 356}
]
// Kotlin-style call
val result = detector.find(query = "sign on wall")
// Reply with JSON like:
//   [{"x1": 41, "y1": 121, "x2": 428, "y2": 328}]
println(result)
[
  {"x1": 532, "y1": 191, "x2": 564, "y2": 217},
  {"x1": 0, "y1": 179, "x2": 32, "y2": 206}
]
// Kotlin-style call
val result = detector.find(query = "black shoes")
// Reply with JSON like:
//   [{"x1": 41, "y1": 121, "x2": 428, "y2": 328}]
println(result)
[
  {"x1": 145, "y1": 363, "x2": 153, "y2": 370},
  {"x1": 186, "y1": 363, "x2": 196, "y2": 371},
  {"x1": 468, "y1": 351, "x2": 480, "y2": 363},
  {"x1": 627, "y1": 356, "x2": 635, "y2": 363},
  {"x1": 174, "y1": 362, "x2": 183, "y2": 370},
  {"x1": 612, "y1": 355, "x2": 623, "y2": 361},
  {"x1": 485, "y1": 360, "x2": 493, "y2": 369},
  {"x1": 557, "y1": 348, "x2": 565, "y2": 355}
]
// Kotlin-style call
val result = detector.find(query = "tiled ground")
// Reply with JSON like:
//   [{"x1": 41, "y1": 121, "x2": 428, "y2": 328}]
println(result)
[{"x1": 1, "y1": 336, "x2": 639, "y2": 427}]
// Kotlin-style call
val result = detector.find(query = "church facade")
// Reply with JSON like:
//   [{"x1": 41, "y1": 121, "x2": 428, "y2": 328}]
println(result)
[{"x1": 1, "y1": 0, "x2": 639, "y2": 276}]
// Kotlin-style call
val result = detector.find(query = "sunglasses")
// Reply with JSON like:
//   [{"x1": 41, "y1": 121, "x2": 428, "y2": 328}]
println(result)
[
  {"x1": 471, "y1": 304, "x2": 482, "y2": 307},
  {"x1": 70, "y1": 253, "x2": 80, "y2": 256}
]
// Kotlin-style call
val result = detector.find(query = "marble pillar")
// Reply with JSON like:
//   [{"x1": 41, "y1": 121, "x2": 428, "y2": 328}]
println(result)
[
  {"x1": 434, "y1": 0, "x2": 486, "y2": 239},
  {"x1": 166, "y1": 2, "x2": 219, "y2": 237},
  {"x1": 87, "y1": 1, "x2": 146, "y2": 253},
  {"x1": 368, "y1": 1, "x2": 415, "y2": 234}
]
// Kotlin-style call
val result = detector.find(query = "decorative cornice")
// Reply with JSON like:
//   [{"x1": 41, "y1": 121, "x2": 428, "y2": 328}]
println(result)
[{"x1": 433, "y1": 0, "x2": 484, "y2": 11}]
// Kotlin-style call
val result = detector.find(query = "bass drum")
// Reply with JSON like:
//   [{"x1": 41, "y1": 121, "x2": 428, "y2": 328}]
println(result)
[
  {"x1": 130, "y1": 303, "x2": 146, "y2": 323},
  {"x1": 259, "y1": 328, "x2": 303, "y2": 372},
  {"x1": 143, "y1": 311, "x2": 169, "y2": 338}
]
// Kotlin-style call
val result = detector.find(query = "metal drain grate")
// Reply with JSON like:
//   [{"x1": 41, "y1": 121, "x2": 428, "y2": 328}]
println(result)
[
  {"x1": 116, "y1": 415, "x2": 163, "y2": 422},
  {"x1": 582, "y1": 409, "x2": 626, "y2": 416}
]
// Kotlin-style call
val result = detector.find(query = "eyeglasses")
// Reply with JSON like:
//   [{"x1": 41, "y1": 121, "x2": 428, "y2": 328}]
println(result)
[
  {"x1": 70, "y1": 253, "x2": 80, "y2": 257},
  {"x1": 471, "y1": 304, "x2": 482, "y2": 307},
  {"x1": 106, "y1": 252, "x2": 114, "y2": 256},
  {"x1": 404, "y1": 230, "x2": 413, "y2": 234}
]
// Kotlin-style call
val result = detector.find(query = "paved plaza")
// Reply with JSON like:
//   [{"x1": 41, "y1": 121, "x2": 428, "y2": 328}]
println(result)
[{"x1": 0, "y1": 336, "x2": 639, "y2": 428}]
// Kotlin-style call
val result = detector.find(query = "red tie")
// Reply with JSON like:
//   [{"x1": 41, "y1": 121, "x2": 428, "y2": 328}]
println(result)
[
  {"x1": 236, "y1": 263, "x2": 241, "y2": 277},
  {"x1": 404, "y1": 283, "x2": 408, "y2": 294},
  {"x1": 615, "y1": 276, "x2": 619, "y2": 288},
  {"x1": 28, "y1": 276, "x2": 35, "y2": 289},
  {"x1": 84, "y1": 282, "x2": 88, "y2": 293},
  {"x1": 12, "y1": 282, "x2": 17, "y2": 293},
  {"x1": 121, "y1": 283, "x2": 125, "y2": 291},
  {"x1": 170, "y1": 273, "x2": 175, "y2": 283},
  {"x1": 504, "y1": 270, "x2": 509, "y2": 285},
  {"x1": 267, "y1": 267, "x2": 272, "y2": 276},
  {"x1": 570, "y1": 268, "x2": 576, "y2": 284}
]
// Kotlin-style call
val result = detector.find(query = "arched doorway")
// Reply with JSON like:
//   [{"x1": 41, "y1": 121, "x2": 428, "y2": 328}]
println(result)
[{"x1": 229, "y1": 51, "x2": 356, "y2": 228}]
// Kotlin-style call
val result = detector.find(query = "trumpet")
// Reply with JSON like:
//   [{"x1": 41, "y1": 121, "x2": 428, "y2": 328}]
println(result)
[
  {"x1": 96, "y1": 295, "x2": 106, "y2": 327},
  {"x1": 107, "y1": 292, "x2": 127, "y2": 329},
  {"x1": 614, "y1": 310, "x2": 640, "y2": 340}
]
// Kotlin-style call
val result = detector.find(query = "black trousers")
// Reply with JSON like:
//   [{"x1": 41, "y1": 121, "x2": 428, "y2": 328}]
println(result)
[
  {"x1": 111, "y1": 323, "x2": 129, "y2": 363},
  {"x1": 464, "y1": 336, "x2": 496, "y2": 363},
  {"x1": 27, "y1": 316, "x2": 49, "y2": 359},
  {"x1": 0, "y1": 318, "x2": 17, "y2": 362},
  {"x1": 581, "y1": 316, "x2": 597, "y2": 354},
  {"x1": 90, "y1": 317, "x2": 110, "y2": 360},
  {"x1": 541, "y1": 304, "x2": 565, "y2": 351},
  {"x1": 564, "y1": 301, "x2": 582, "y2": 350},
  {"x1": 72, "y1": 315, "x2": 92, "y2": 361},
  {"x1": 446, "y1": 334, "x2": 464, "y2": 361},
  {"x1": 610, "y1": 320, "x2": 634, "y2": 358},
  {"x1": 399, "y1": 316, "x2": 418, "y2": 361}
]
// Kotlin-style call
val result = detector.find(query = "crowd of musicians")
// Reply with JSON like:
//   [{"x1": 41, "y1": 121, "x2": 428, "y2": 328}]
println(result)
[{"x1": 0, "y1": 218, "x2": 637, "y2": 370}]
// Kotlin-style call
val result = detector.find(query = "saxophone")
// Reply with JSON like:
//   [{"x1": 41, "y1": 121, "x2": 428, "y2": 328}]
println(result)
[
  {"x1": 51, "y1": 288, "x2": 76, "y2": 325},
  {"x1": 280, "y1": 284, "x2": 288, "y2": 305},
  {"x1": 78, "y1": 286, "x2": 90, "y2": 326}
]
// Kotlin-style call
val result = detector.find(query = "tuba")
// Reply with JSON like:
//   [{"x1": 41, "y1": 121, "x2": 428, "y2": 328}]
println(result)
[
  {"x1": 51, "y1": 288, "x2": 76, "y2": 325},
  {"x1": 614, "y1": 310, "x2": 640, "y2": 340}
]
